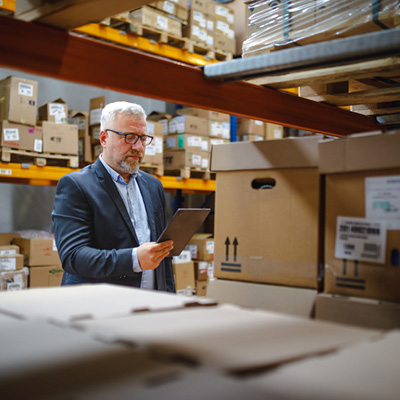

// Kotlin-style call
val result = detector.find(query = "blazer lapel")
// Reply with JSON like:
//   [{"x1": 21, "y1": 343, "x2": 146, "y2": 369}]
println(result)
[{"x1": 93, "y1": 159, "x2": 139, "y2": 244}]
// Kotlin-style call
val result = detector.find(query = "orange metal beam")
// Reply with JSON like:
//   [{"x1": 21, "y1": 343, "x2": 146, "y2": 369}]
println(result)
[{"x1": 0, "y1": 16, "x2": 380, "y2": 136}]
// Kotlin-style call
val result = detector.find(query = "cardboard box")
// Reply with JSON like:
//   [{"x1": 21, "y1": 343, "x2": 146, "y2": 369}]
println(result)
[
  {"x1": 177, "y1": 107, "x2": 230, "y2": 122},
  {"x1": 169, "y1": 115, "x2": 209, "y2": 136},
  {"x1": 265, "y1": 123, "x2": 285, "y2": 140},
  {"x1": 147, "y1": 112, "x2": 172, "y2": 135},
  {"x1": 68, "y1": 110, "x2": 89, "y2": 139},
  {"x1": 142, "y1": 134, "x2": 163, "y2": 165},
  {"x1": 0, "y1": 76, "x2": 38, "y2": 126},
  {"x1": 42, "y1": 121, "x2": 79, "y2": 155},
  {"x1": 1, "y1": 121, "x2": 43, "y2": 152},
  {"x1": 194, "y1": 261, "x2": 209, "y2": 281},
  {"x1": 315, "y1": 293, "x2": 400, "y2": 331},
  {"x1": 237, "y1": 133, "x2": 265, "y2": 142},
  {"x1": 129, "y1": 6, "x2": 182, "y2": 37},
  {"x1": 146, "y1": 121, "x2": 164, "y2": 136},
  {"x1": 0, "y1": 268, "x2": 28, "y2": 290},
  {"x1": 206, "y1": 278, "x2": 317, "y2": 318},
  {"x1": 187, "y1": 233, "x2": 214, "y2": 261},
  {"x1": 0, "y1": 254, "x2": 24, "y2": 271},
  {"x1": 0, "y1": 233, "x2": 21, "y2": 246},
  {"x1": 195, "y1": 279, "x2": 207, "y2": 296},
  {"x1": 38, "y1": 98, "x2": 68, "y2": 123},
  {"x1": 209, "y1": 120, "x2": 230, "y2": 139},
  {"x1": 164, "y1": 149, "x2": 209, "y2": 170},
  {"x1": 173, "y1": 261, "x2": 195, "y2": 294},
  {"x1": 12, "y1": 238, "x2": 61, "y2": 267},
  {"x1": 237, "y1": 117, "x2": 264, "y2": 136},
  {"x1": 165, "y1": 134, "x2": 210, "y2": 152},
  {"x1": 150, "y1": 0, "x2": 189, "y2": 21},
  {"x1": 89, "y1": 96, "x2": 106, "y2": 126},
  {"x1": 210, "y1": 137, "x2": 321, "y2": 289},
  {"x1": 214, "y1": 28, "x2": 236, "y2": 53},
  {"x1": 29, "y1": 265, "x2": 64, "y2": 288},
  {"x1": 320, "y1": 131, "x2": 400, "y2": 303},
  {"x1": 0, "y1": 245, "x2": 20, "y2": 256}
]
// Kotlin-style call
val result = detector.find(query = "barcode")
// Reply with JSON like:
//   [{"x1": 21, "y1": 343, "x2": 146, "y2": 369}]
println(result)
[{"x1": 7, "y1": 283, "x2": 22, "y2": 291}]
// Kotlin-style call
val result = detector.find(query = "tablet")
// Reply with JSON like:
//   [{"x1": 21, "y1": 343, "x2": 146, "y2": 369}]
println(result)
[{"x1": 157, "y1": 208, "x2": 211, "y2": 257}]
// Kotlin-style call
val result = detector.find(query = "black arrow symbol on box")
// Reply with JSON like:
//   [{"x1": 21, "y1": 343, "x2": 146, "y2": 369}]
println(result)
[
  {"x1": 233, "y1": 237, "x2": 238, "y2": 262},
  {"x1": 225, "y1": 237, "x2": 230, "y2": 261}
]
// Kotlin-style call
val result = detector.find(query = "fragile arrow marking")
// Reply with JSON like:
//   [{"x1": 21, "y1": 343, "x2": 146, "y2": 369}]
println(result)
[
  {"x1": 225, "y1": 237, "x2": 230, "y2": 261},
  {"x1": 233, "y1": 237, "x2": 238, "y2": 262}
]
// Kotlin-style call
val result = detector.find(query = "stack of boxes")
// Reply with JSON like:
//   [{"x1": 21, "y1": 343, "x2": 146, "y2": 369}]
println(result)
[
  {"x1": 208, "y1": 131, "x2": 400, "y2": 329},
  {"x1": 236, "y1": 117, "x2": 285, "y2": 141},
  {"x1": 68, "y1": 110, "x2": 90, "y2": 165},
  {"x1": 89, "y1": 95, "x2": 106, "y2": 161},
  {"x1": 0, "y1": 233, "x2": 63, "y2": 291},
  {"x1": 164, "y1": 107, "x2": 230, "y2": 175},
  {"x1": 142, "y1": 119, "x2": 165, "y2": 175}
]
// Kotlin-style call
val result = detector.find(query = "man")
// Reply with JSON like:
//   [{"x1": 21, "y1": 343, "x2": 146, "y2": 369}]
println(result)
[{"x1": 52, "y1": 101, "x2": 175, "y2": 292}]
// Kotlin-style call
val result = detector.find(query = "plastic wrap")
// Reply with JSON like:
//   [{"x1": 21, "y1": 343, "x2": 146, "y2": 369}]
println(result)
[
  {"x1": 243, "y1": 0, "x2": 400, "y2": 57},
  {"x1": 0, "y1": 267, "x2": 29, "y2": 291}
]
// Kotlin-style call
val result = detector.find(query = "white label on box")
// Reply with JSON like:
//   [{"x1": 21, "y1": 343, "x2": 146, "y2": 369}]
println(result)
[
  {"x1": 92, "y1": 127, "x2": 101, "y2": 141},
  {"x1": 90, "y1": 108, "x2": 102, "y2": 125},
  {"x1": 173, "y1": 250, "x2": 192, "y2": 263},
  {"x1": 3, "y1": 128, "x2": 19, "y2": 141},
  {"x1": 146, "y1": 122, "x2": 155, "y2": 134},
  {"x1": 18, "y1": 82, "x2": 34, "y2": 97},
  {"x1": 201, "y1": 158, "x2": 209, "y2": 169},
  {"x1": 335, "y1": 216, "x2": 387, "y2": 264},
  {"x1": 206, "y1": 35, "x2": 214, "y2": 47},
  {"x1": 192, "y1": 25, "x2": 200, "y2": 38},
  {"x1": 185, "y1": 244, "x2": 197, "y2": 259},
  {"x1": 157, "y1": 15, "x2": 168, "y2": 30},
  {"x1": 155, "y1": 137, "x2": 163, "y2": 153},
  {"x1": 216, "y1": 20, "x2": 229, "y2": 33},
  {"x1": 207, "y1": 20, "x2": 214, "y2": 31},
  {"x1": 54, "y1": 111, "x2": 66, "y2": 124},
  {"x1": 255, "y1": 120, "x2": 263, "y2": 125},
  {"x1": 49, "y1": 104, "x2": 64, "y2": 116},
  {"x1": 274, "y1": 128, "x2": 282, "y2": 138},
  {"x1": 34, "y1": 139, "x2": 43, "y2": 153},
  {"x1": 228, "y1": 28, "x2": 234, "y2": 39},
  {"x1": 206, "y1": 240, "x2": 214, "y2": 254},
  {"x1": 53, "y1": 239, "x2": 57, "y2": 251},
  {"x1": 210, "y1": 121, "x2": 222, "y2": 136},
  {"x1": 201, "y1": 139, "x2": 208, "y2": 151},
  {"x1": 7, "y1": 282, "x2": 22, "y2": 291},
  {"x1": 215, "y1": 5, "x2": 228, "y2": 18},
  {"x1": 188, "y1": 136, "x2": 202, "y2": 148},
  {"x1": 0, "y1": 249, "x2": 17, "y2": 256},
  {"x1": 365, "y1": 175, "x2": 400, "y2": 230},
  {"x1": 0, "y1": 258, "x2": 16, "y2": 271},
  {"x1": 166, "y1": 137, "x2": 177, "y2": 148},
  {"x1": 193, "y1": 10, "x2": 203, "y2": 23},
  {"x1": 0, "y1": 169, "x2": 12, "y2": 176},
  {"x1": 227, "y1": 14, "x2": 234, "y2": 24},
  {"x1": 198, "y1": 261, "x2": 208, "y2": 271},
  {"x1": 199, "y1": 18, "x2": 206, "y2": 28},
  {"x1": 198, "y1": 29, "x2": 207, "y2": 41},
  {"x1": 192, "y1": 154, "x2": 201, "y2": 166},
  {"x1": 222, "y1": 122, "x2": 230, "y2": 139},
  {"x1": 146, "y1": 144, "x2": 156, "y2": 156},
  {"x1": 163, "y1": 1, "x2": 175, "y2": 14}
]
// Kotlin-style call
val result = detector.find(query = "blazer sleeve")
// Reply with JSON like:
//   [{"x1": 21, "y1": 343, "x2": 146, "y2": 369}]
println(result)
[{"x1": 52, "y1": 171, "x2": 136, "y2": 280}]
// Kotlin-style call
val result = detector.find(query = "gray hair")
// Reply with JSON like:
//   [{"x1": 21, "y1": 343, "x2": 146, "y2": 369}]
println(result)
[{"x1": 100, "y1": 101, "x2": 147, "y2": 130}]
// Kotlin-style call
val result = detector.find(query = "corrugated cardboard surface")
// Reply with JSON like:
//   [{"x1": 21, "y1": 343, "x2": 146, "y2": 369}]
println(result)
[
  {"x1": 1, "y1": 120, "x2": 42, "y2": 151},
  {"x1": 42, "y1": 121, "x2": 79, "y2": 155},
  {"x1": 74, "y1": 304, "x2": 378, "y2": 374},
  {"x1": 207, "y1": 278, "x2": 317, "y2": 318},
  {"x1": 29, "y1": 265, "x2": 63, "y2": 288},
  {"x1": 324, "y1": 169, "x2": 400, "y2": 302},
  {"x1": 315, "y1": 293, "x2": 400, "y2": 330},
  {"x1": 214, "y1": 167, "x2": 320, "y2": 288},
  {"x1": 210, "y1": 136, "x2": 320, "y2": 171},
  {"x1": 12, "y1": 238, "x2": 61, "y2": 267}
]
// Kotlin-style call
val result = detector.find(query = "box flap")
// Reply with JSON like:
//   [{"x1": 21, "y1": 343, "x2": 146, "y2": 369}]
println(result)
[
  {"x1": 319, "y1": 130, "x2": 400, "y2": 174},
  {"x1": 75, "y1": 304, "x2": 379, "y2": 373},
  {"x1": 210, "y1": 136, "x2": 320, "y2": 171},
  {"x1": 0, "y1": 284, "x2": 216, "y2": 323}
]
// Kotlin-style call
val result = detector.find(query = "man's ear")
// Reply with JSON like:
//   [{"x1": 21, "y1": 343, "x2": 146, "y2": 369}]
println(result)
[{"x1": 99, "y1": 129, "x2": 107, "y2": 146}]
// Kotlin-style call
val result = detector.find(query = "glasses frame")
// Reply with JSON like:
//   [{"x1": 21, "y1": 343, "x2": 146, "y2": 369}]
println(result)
[{"x1": 105, "y1": 129, "x2": 154, "y2": 146}]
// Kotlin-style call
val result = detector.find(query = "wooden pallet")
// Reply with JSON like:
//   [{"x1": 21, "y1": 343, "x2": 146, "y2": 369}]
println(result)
[
  {"x1": 140, "y1": 163, "x2": 164, "y2": 176},
  {"x1": 248, "y1": 56, "x2": 400, "y2": 123},
  {"x1": 164, "y1": 168, "x2": 215, "y2": 180},
  {"x1": 0, "y1": 147, "x2": 79, "y2": 168}
]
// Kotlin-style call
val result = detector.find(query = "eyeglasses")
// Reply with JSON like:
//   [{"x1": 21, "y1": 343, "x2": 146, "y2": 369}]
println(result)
[{"x1": 105, "y1": 129, "x2": 154, "y2": 146}]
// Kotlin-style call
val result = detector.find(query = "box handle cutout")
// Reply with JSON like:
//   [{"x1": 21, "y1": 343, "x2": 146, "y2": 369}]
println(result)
[{"x1": 251, "y1": 178, "x2": 276, "y2": 190}]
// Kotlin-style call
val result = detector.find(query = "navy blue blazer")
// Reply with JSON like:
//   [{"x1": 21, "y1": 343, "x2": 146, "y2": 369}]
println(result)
[{"x1": 52, "y1": 158, "x2": 175, "y2": 292}]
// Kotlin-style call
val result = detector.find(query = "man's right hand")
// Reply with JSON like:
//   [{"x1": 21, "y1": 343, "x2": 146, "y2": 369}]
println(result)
[{"x1": 137, "y1": 240, "x2": 174, "y2": 270}]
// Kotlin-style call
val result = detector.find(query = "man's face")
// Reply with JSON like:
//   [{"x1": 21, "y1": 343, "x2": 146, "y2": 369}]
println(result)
[{"x1": 101, "y1": 113, "x2": 148, "y2": 178}]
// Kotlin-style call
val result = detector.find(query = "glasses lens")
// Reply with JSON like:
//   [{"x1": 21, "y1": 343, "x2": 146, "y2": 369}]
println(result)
[
  {"x1": 142, "y1": 136, "x2": 153, "y2": 146},
  {"x1": 125, "y1": 134, "x2": 137, "y2": 144}
]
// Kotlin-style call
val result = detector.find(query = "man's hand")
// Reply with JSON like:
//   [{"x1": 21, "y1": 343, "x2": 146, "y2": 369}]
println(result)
[{"x1": 137, "y1": 240, "x2": 174, "y2": 270}]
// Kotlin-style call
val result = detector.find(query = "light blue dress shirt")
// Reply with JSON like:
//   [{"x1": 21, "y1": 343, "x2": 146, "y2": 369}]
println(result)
[{"x1": 99, "y1": 155, "x2": 154, "y2": 289}]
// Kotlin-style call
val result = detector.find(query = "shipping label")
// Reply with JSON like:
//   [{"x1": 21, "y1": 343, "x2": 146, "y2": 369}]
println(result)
[
  {"x1": 18, "y1": 82, "x2": 34, "y2": 97},
  {"x1": 335, "y1": 216, "x2": 387, "y2": 264},
  {"x1": 3, "y1": 128, "x2": 19, "y2": 141}
]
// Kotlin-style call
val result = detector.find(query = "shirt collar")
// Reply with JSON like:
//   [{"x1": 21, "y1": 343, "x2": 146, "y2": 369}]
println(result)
[{"x1": 99, "y1": 154, "x2": 138, "y2": 185}]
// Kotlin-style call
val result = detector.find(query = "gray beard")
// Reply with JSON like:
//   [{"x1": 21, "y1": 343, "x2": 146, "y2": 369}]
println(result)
[{"x1": 120, "y1": 159, "x2": 140, "y2": 174}]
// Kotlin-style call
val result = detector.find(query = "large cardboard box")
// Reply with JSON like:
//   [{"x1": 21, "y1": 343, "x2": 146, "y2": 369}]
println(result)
[
  {"x1": 237, "y1": 117, "x2": 264, "y2": 136},
  {"x1": 315, "y1": 293, "x2": 400, "y2": 331},
  {"x1": 12, "y1": 238, "x2": 61, "y2": 267},
  {"x1": 68, "y1": 110, "x2": 89, "y2": 139},
  {"x1": 164, "y1": 149, "x2": 209, "y2": 170},
  {"x1": 0, "y1": 233, "x2": 20, "y2": 246},
  {"x1": 210, "y1": 137, "x2": 321, "y2": 289},
  {"x1": 173, "y1": 260, "x2": 195, "y2": 295},
  {"x1": 320, "y1": 131, "x2": 400, "y2": 303},
  {"x1": 38, "y1": 98, "x2": 68, "y2": 123},
  {"x1": 1, "y1": 121, "x2": 43, "y2": 152},
  {"x1": 29, "y1": 266, "x2": 64, "y2": 288},
  {"x1": 42, "y1": 121, "x2": 79, "y2": 155},
  {"x1": 169, "y1": 115, "x2": 209, "y2": 136},
  {"x1": 142, "y1": 134, "x2": 163, "y2": 165},
  {"x1": 206, "y1": 278, "x2": 317, "y2": 318},
  {"x1": 0, "y1": 76, "x2": 38, "y2": 126}
]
